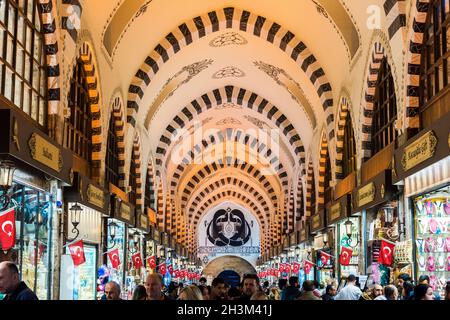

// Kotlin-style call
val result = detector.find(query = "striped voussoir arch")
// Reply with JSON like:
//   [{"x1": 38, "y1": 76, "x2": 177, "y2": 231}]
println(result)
[
  {"x1": 187, "y1": 177, "x2": 271, "y2": 222},
  {"x1": 111, "y1": 96, "x2": 126, "y2": 188},
  {"x1": 295, "y1": 174, "x2": 304, "y2": 222},
  {"x1": 406, "y1": 0, "x2": 431, "y2": 130},
  {"x1": 155, "y1": 86, "x2": 306, "y2": 169},
  {"x1": 288, "y1": 186, "x2": 295, "y2": 233},
  {"x1": 127, "y1": 7, "x2": 334, "y2": 138},
  {"x1": 131, "y1": 133, "x2": 143, "y2": 208},
  {"x1": 335, "y1": 97, "x2": 354, "y2": 180},
  {"x1": 361, "y1": 42, "x2": 387, "y2": 162},
  {"x1": 156, "y1": 184, "x2": 164, "y2": 231},
  {"x1": 145, "y1": 160, "x2": 156, "y2": 210},
  {"x1": 318, "y1": 133, "x2": 330, "y2": 209},
  {"x1": 38, "y1": 0, "x2": 60, "y2": 112},
  {"x1": 180, "y1": 161, "x2": 277, "y2": 209},
  {"x1": 305, "y1": 160, "x2": 315, "y2": 217},
  {"x1": 165, "y1": 192, "x2": 174, "y2": 236},
  {"x1": 61, "y1": 0, "x2": 82, "y2": 42},
  {"x1": 384, "y1": 0, "x2": 407, "y2": 40},
  {"x1": 167, "y1": 128, "x2": 289, "y2": 192},
  {"x1": 79, "y1": 43, "x2": 102, "y2": 169}
]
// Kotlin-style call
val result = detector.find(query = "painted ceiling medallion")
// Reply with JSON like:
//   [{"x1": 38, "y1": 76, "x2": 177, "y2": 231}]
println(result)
[
  {"x1": 215, "y1": 103, "x2": 243, "y2": 110},
  {"x1": 216, "y1": 117, "x2": 242, "y2": 126},
  {"x1": 254, "y1": 60, "x2": 317, "y2": 129},
  {"x1": 212, "y1": 66, "x2": 245, "y2": 79},
  {"x1": 244, "y1": 115, "x2": 268, "y2": 130},
  {"x1": 209, "y1": 31, "x2": 248, "y2": 47}
]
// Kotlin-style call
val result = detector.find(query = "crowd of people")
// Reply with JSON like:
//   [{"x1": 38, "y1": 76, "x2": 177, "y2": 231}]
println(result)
[{"x1": 1, "y1": 260, "x2": 449, "y2": 301}]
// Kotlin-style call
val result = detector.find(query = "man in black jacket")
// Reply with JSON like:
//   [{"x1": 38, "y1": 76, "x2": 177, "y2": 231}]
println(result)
[
  {"x1": 282, "y1": 276, "x2": 300, "y2": 300},
  {"x1": 0, "y1": 261, "x2": 38, "y2": 300}
]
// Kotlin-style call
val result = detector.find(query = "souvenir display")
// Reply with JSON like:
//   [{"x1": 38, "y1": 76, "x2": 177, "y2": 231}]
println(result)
[{"x1": 414, "y1": 186, "x2": 450, "y2": 299}]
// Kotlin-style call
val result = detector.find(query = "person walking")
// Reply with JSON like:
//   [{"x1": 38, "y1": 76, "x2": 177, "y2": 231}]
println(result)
[
  {"x1": 445, "y1": 282, "x2": 450, "y2": 301},
  {"x1": 321, "y1": 284, "x2": 337, "y2": 301},
  {"x1": 374, "y1": 285, "x2": 398, "y2": 300},
  {"x1": 178, "y1": 285, "x2": 203, "y2": 300},
  {"x1": 132, "y1": 284, "x2": 147, "y2": 300},
  {"x1": 282, "y1": 276, "x2": 301, "y2": 300},
  {"x1": 360, "y1": 284, "x2": 383, "y2": 300},
  {"x1": 0, "y1": 262, "x2": 38, "y2": 301},
  {"x1": 104, "y1": 281, "x2": 122, "y2": 300},
  {"x1": 145, "y1": 273, "x2": 171, "y2": 300},
  {"x1": 239, "y1": 274, "x2": 260, "y2": 300},
  {"x1": 413, "y1": 284, "x2": 434, "y2": 300},
  {"x1": 334, "y1": 274, "x2": 362, "y2": 300},
  {"x1": 210, "y1": 278, "x2": 227, "y2": 300},
  {"x1": 297, "y1": 280, "x2": 321, "y2": 300}
]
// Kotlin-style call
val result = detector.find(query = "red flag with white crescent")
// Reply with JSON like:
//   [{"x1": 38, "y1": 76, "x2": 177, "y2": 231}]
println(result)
[
  {"x1": 0, "y1": 207, "x2": 16, "y2": 251},
  {"x1": 147, "y1": 255, "x2": 156, "y2": 269},
  {"x1": 131, "y1": 252, "x2": 143, "y2": 269},
  {"x1": 174, "y1": 269, "x2": 180, "y2": 278},
  {"x1": 168, "y1": 264, "x2": 174, "y2": 275},
  {"x1": 278, "y1": 263, "x2": 285, "y2": 273},
  {"x1": 159, "y1": 262, "x2": 166, "y2": 275},
  {"x1": 378, "y1": 240, "x2": 395, "y2": 266},
  {"x1": 285, "y1": 263, "x2": 291, "y2": 273},
  {"x1": 292, "y1": 262, "x2": 300, "y2": 273},
  {"x1": 68, "y1": 240, "x2": 86, "y2": 266},
  {"x1": 339, "y1": 246, "x2": 353, "y2": 266},
  {"x1": 320, "y1": 251, "x2": 331, "y2": 266},
  {"x1": 303, "y1": 260, "x2": 313, "y2": 275},
  {"x1": 108, "y1": 248, "x2": 121, "y2": 269}
]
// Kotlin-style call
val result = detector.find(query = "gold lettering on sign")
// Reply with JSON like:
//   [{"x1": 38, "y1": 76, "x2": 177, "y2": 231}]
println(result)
[
  {"x1": 312, "y1": 214, "x2": 320, "y2": 229},
  {"x1": 87, "y1": 184, "x2": 104, "y2": 208},
  {"x1": 120, "y1": 203, "x2": 131, "y2": 221},
  {"x1": 401, "y1": 131, "x2": 438, "y2": 171},
  {"x1": 140, "y1": 215, "x2": 148, "y2": 229},
  {"x1": 357, "y1": 182, "x2": 375, "y2": 208},
  {"x1": 28, "y1": 133, "x2": 63, "y2": 172},
  {"x1": 330, "y1": 202, "x2": 341, "y2": 221}
]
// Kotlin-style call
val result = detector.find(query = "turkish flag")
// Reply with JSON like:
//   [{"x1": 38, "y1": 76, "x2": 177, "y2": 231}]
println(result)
[
  {"x1": 285, "y1": 263, "x2": 291, "y2": 273},
  {"x1": 339, "y1": 246, "x2": 353, "y2": 266},
  {"x1": 292, "y1": 262, "x2": 300, "y2": 273},
  {"x1": 147, "y1": 255, "x2": 156, "y2": 269},
  {"x1": 181, "y1": 269, "x2": 186, "y2": 278},
  {"x1": 0, "y1": 207, "x2": 16, "y2": 251},
  {"x1": 174, "y1": 269, "x2": 180, "y2": 278},
  {"x1": 378, "y1": 240, "x2": 395, "y2": 266},
  {"x1": 168, "y1": 264, "x2": 174, "y2": 275},
  {"x1": 159, "y1": 262, "x2": 166, "y2": 275},
  {"x1": 320, "y1": 251, "x2": 331, "y2": 266},
  {"x1": 108, "y1": 248, "x2": 121, "y2": 269},
  {"x1": 303, "y1": 260, "x2": 313, "y2": 275},
  {"x1": 131, "y1": 253, "x2": 143, "y2": 269},
  {"x1": 278, "y1": 263, "x2": 285, "y2": 273},
  {"x1": 68, "y1": 240, "x2": 86, "y2": 266}
]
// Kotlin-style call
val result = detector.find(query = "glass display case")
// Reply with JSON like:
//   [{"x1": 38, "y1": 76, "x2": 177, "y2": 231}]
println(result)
[
  {"x1": 337, "y1": 217, "x2": 360, "y2": 278},
  {"x1": 413, "y1": 185, "x2": 450, "y2": 300},
  {"x1": 106, "y1": 219, "x2": 126, "y2": 289}
]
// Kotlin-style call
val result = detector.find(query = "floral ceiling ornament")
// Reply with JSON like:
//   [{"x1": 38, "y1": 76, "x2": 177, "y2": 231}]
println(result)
[
  {"x1": 244, "y1": 115, "x2": 268, "y2": 130},
  {"x1": 216, "y1": 117, "x2": 242, "y2": 126},
  {"x1": 215, "y1": 103, "x2": 243, "y2": 110},
  {"x1": 209, "y1": 32, "x2": 248, "y2": 47},
  {"x1": 212, "y1": 66, "x2": 246, "y2": 79}
]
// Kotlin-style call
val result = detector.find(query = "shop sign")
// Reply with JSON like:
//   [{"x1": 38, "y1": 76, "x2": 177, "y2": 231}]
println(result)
[
  {"x1": 28, "y1": 133, "x2": 63, "y2": 172},
  {"x1": 148, "y1": 207, "x2": 157, "y2": 225},
  {"x1": 163, "y1": 233, "x2": 169, "y2": 246},
  {"x1": 140, "y1": 214, "x2": 148, "y2": 230},
  {"x1": 401, "y1": 131, "x2": 438, "y2": 172},
  {"x1": 290, "y1": 232, "x2": 297, "y2": 246},
  {"x1": 330, "y1": 202, "x2": 341, "y2": 221},
  {"x1": 87, "y1": 184, "x2": 104, "y2": 208},
  {"x1": 153, "y1": 229, "x2": 160, "y2": 243},
  {"x1": 312, "y1": 214, "x2": 320, "y2": 230},
  {"x1": 299, "y1": 228, "x2": 307, "y2": 242},
  {"x1": 120, "y1": 202, "x2": 131, "y2": 221},
  {"x1": 357, "y1": 182, "x2": 375, "y2": 207}
]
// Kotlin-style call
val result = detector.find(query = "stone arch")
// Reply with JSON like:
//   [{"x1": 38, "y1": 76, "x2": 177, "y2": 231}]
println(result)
[
  {"x1": 295, "y1": 170, "x2": 305, "y2": 224},
  {"x1": 155, "y1": 86, "x2": 306, "y2": 169},
  {"x1": 145, "y1": 158, "x2": 156, "y2": 210},
  {"x1": 383, "y1": 0, "x2": 407, "y2": 41},
  {"x1": 360, "y1": 40, "x2": 399, "y2": 162},
  {"x1": 127, "y1": 7, "x2": 334, "y2": 138},
  {"x1": 318, "y1": 132, "x2": 331, "y2": 208},
  {"x1": 108, "y1": 95, "x2": 126, "y2": 188},
  {"x1": 335, "y1": 96, "x2": 356, "y2": 180},
  {"x1": 404, "y1": 0, "x2": 432, "y2": 131},
  {"x1": 305, "y1": 158, "x2": 315, "y2": 217},
  {"x1": 130, "y1": 132, "x2": 143, "y2": 209},
  {"x1": 202, "y1": 256, "x2": 257, "y2": 278}
]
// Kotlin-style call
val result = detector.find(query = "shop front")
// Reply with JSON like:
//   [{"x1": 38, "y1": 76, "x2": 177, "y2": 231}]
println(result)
[
  {"x1": 60, "y1": 172, "x2": 110, "y2": 300},
  {"x1": 393, "y1": 111, "x2": 450, "y2": 299},
  {"x1": 352, "y1": 170, "x2": 399, "y2": 287},
  {"x1": 0, "y1": 105, "x2": 73, "y2": 300},
  {"x1": 310, "y1": 209, "x2": 334, "y2": 287},
  {"x1": 326, "y1": 194, "x2": 359, "y2": 280},
  {"x1": 104, "y1": 195, "x2": 135, "y2": 299},
  {"x1": 297, "y1": 221, "x2": 314, "y2": 286}
]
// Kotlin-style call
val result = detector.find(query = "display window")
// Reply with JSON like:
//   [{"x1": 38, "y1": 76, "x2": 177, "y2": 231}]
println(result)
[
  {"x1": 337, "y1": 217, "x2": 360, "y2": 278},
  {"x1": 124, "y1": 228, "x2": 145, "y2": 300},
  {"x1": 65, "y1": 244, "x2": 97, "y2": 300},
  {"x1": 106, "y1": 219, "x2": 126, "y2": 290},
  {"x1": 5, "y1": 182, "x2": 53, "y2": 300},
  {"x1": 413, "y1": 185, "x2": 450, "y2": 299}
]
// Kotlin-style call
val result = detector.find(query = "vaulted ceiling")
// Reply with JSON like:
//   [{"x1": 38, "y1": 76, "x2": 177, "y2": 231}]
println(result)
[{"x1": 79, "y1": 0, "x2": 396, "y2": 252}]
